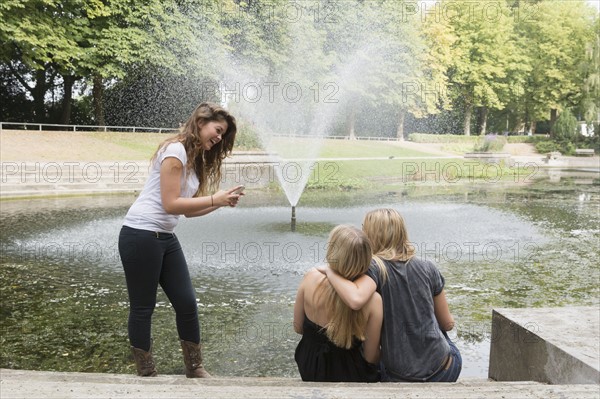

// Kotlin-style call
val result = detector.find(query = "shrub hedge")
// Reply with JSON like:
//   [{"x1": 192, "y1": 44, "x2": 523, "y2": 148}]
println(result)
[{"x1": 408, "y1": 133, "x2": 543, "y2": 144}]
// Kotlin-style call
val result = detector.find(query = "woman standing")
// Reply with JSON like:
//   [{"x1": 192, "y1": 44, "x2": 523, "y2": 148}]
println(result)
[{"x1": 118, "y1": 103, "x2": 242, "y2": 377}]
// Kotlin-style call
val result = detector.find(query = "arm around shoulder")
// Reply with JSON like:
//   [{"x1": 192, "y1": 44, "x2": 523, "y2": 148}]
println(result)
[{"x1": 324, "y1": 270, "x2": 377, "y2": 311}]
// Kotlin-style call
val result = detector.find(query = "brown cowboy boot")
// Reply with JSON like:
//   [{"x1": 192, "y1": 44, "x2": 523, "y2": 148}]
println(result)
[
  {"x1": 130, "y1": 345, "x2": 158, "y2": 377},
  {"x1": 180, "y1": 339, "x2": 211, "y2": 378}
]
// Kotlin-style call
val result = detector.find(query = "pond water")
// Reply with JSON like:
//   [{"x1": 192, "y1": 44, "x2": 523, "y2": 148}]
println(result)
[{"x1": 1, "y1": 173, "x2": 599, "y2": 377}]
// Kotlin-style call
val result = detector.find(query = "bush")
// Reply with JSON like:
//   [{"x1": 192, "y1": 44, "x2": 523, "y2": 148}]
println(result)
[
  {"x1": 474, "y1": 134, "x2": 507, "y2": 152},
  {"x1": 234, "y1": 123, "x2": 263, "y2": 150},
  {"x1": 552, "y1": 109, "x2": 578, "y2": 141},
  {"x1": 535, "y1": 141, "x2": 560, "y2": 154},
  {"x1": 535, "y1": 140, "x2": 576, "y2": 155},
  {"x1": 506, "y1": 135, "x2": 543, "y2": 143}
]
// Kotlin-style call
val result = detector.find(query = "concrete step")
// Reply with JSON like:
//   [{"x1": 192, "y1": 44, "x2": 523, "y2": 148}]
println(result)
[
  {"x1": 0, "y1": 160, "x2": 147, "y2": 198},
  {"x1": 0, "y1": 158, "x2": 267, "y2": 198},
  {"x1": 1, "y1": 369, "x2": 599, "y2": 399}
]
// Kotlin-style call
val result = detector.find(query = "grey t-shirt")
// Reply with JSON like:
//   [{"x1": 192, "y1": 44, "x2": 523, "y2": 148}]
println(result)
[{"x1": 366, "y1": 257, "x2": 450, "y2": 381}]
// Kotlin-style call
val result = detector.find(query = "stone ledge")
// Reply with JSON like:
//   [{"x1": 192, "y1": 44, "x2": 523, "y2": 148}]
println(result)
[
  {"x1": 1, "y1": 369, "x2": 599, "y2": 399},
  {"x1": 489, "y1": 306, "x2": 600, "y2": 384}
]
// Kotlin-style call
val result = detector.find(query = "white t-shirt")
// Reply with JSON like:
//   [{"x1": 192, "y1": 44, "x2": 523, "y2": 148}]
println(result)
[{"x1": 123, "y1": 142, "x2": 200, "y2": 233}]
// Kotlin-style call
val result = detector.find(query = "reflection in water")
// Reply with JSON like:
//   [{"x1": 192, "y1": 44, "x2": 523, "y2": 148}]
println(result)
[{"x1": 1, "y1": 180, "x2": 599, "y2": 377}]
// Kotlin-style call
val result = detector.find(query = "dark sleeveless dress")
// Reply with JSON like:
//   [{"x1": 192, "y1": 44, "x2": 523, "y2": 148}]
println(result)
[{"x1": 294, "y1": 315, "x2": 380, "y2": 382}]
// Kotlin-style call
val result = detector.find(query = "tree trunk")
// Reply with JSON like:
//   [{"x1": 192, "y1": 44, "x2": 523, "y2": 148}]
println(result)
[
  {"x1": 32, "y1": 69, "x2": 47, "y2": 122},
  {"x1": 475, "y1": 107, "x2": 483, "y2": 135},
  {"x1": 463, "y1": 103, "x2": 472, "y2": 136},
  {"x1": 346, "y1": 104, "x2": 356, "y2": 139},
  {"x1": 60, "y1": 74, "x2": 75, "y2": 125},
  {"x1": 93, "y1": 75, "x2": 106, "y2": 127},
  {"x1": 396, "y1": 109, "x2": 406, "y2": 141},
  {"x1": 479, "y1": 106, "x2": 489, "y2": 136},
  {"x1": 549, "y1": 108, "x2": 559, "y2": 137},
  {"x1": 527, "y1": 121, "x2": 536, "y2": 136}
]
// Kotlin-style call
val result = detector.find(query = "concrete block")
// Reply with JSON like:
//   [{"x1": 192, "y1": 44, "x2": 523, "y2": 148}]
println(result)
[{"x1": 489, "y1": 307, "x2": 599, "y2": 384}]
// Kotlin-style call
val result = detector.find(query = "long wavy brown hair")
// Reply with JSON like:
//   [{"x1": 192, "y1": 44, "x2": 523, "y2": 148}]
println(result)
[
  {"x1": 152, "y1": 102, "x2": 237, "y2": 197},
  {"x1": 316, "y1": 225, "x2": 373, "y2": 349}
]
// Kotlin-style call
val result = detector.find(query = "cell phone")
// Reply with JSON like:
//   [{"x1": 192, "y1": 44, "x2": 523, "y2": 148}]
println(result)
[{"x1": 232, "y1": 185, "x2": 245, "y2": 195}]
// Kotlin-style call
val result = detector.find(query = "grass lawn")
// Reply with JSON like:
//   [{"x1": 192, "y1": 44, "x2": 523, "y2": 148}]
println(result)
[
  {"x1": 91, "y1": 134, "x2": 440, "y2": 159},
  {"x1": 91, "y1": 132, "x2": 174, "y2": 158},
  {"x1": 440, "y1": 142, "x2": 477, "y2": 154},
  {"x1": 306, "y1": 158, "x2": 539, "y2": 190},
  {"x1": 267, "y1": 138, "x2": 436, "y2": 159},
  {"x1": 318, "y1": 139, "x2": 435, "y2": 158},
  {"x1": 1, "y1": 130, "x2": 444, "y2": 161}
]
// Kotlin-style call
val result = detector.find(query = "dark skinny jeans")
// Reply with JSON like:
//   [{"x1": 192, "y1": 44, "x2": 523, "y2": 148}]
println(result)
[{"x1": 119, "y1": 225, "x2": 200, "y2": 351}]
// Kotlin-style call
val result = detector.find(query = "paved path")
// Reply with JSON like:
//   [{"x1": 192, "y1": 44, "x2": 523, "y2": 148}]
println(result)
[{"x1": 1, "y1": 369, "x2": 599, "y2": 399}]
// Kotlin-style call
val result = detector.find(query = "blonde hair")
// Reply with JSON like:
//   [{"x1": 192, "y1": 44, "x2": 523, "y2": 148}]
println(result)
[
  {"x1": 362, "y1": 208, "x2": 415, "y2": 283},
  {"x1": 316, "y1": 225, "x2": 372, "y2": 349},
  {"x1": 152, "y1": 102, "x2": 237, "y2": 197}
]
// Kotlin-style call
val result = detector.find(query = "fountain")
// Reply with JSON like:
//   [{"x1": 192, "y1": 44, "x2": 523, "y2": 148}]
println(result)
[
  {"x1": 187, "y1": 5, "x2": 387, "y2": 231},
  {"x1": 214, "y1": 46, "x2": 379, "y2": 230}
]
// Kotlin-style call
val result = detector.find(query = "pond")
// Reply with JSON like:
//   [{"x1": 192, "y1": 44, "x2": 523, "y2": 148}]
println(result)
[{"x1": 1, "y1": 172, "x2": 598, "y2": 378}]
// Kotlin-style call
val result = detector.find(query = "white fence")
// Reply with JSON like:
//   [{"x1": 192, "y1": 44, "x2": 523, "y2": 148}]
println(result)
[
  {"x1": 0, "y1": 122, "x2": 403, "y2": 141},
  {"x1": 0, "y1": 122, "x2": 178, "y2": 133}
]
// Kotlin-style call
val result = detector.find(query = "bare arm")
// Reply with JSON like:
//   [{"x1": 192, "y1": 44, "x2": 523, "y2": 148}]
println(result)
[
  {"x1": 293, "y1": 277, "x2": 306, "y2": 334},
  {"x1": 185, "y1": 194, "x2": 245, "y2": 218},
  {"x1": 362, "y1": 292, "x2": 383, "y2": 364},
  {"x1": 160, "y1": 157, "x2": 242, "y2": 215},
  {"x1": 318, "y1": 265, "x2": 377, "y2": 311},
  {"x1": 184, "y1": 206, "x2": 220, "y2": 218},
  {"x1": 433, "y1": 289, "x2": 455, "y2": 331}
]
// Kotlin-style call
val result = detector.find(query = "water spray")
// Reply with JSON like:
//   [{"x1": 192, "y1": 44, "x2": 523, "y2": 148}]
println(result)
[{"x1": 291, "y1": 206, "x2": 296, "y2": 232}]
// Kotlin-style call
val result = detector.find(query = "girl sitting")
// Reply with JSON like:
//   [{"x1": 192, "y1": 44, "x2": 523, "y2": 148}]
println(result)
[{"x1": 293, "y1": 225, "x2": 383, "y2": 382}]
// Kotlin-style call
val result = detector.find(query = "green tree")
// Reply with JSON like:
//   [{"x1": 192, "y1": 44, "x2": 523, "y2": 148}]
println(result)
[
  {"x1": 357, "y1": 1, "x2": 446, "y2": 140},
  {"x1": 398, "y1": 1, "x2": 455, "y2": 139},
  {"x1": 1, "y1": 0, "x2": 224, "y2": 125},
  {"x1": 315, "y1": 0, "x2": 444, "y2": 139},
  {"x1": 0, "y1": 62, "x2": 35, "y2": 121},
  {"x1": 0, "y1": 0, "x2": 82, "y2": 122},
  {"x1": 318, "y1": 0, "x2": 370, "y2": 138},
  {"x1": 578, "y1": 17, "x2": 600, "y2": 126},
  {"x1": 514, "y1": 0, "x2": 595, "y2": 135},
  {"x1": 78, "y1": 0, "x2": 225, "y2": 125},
  {"x1": 552, "y1": 108, "x2": 578, "y2": 141},
  {"x1": 211, "y1": 0, "x2": 331, "y2": 137},
  {"x1": 444, "y1": 0, "x2": 523, "y2": 136}
]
